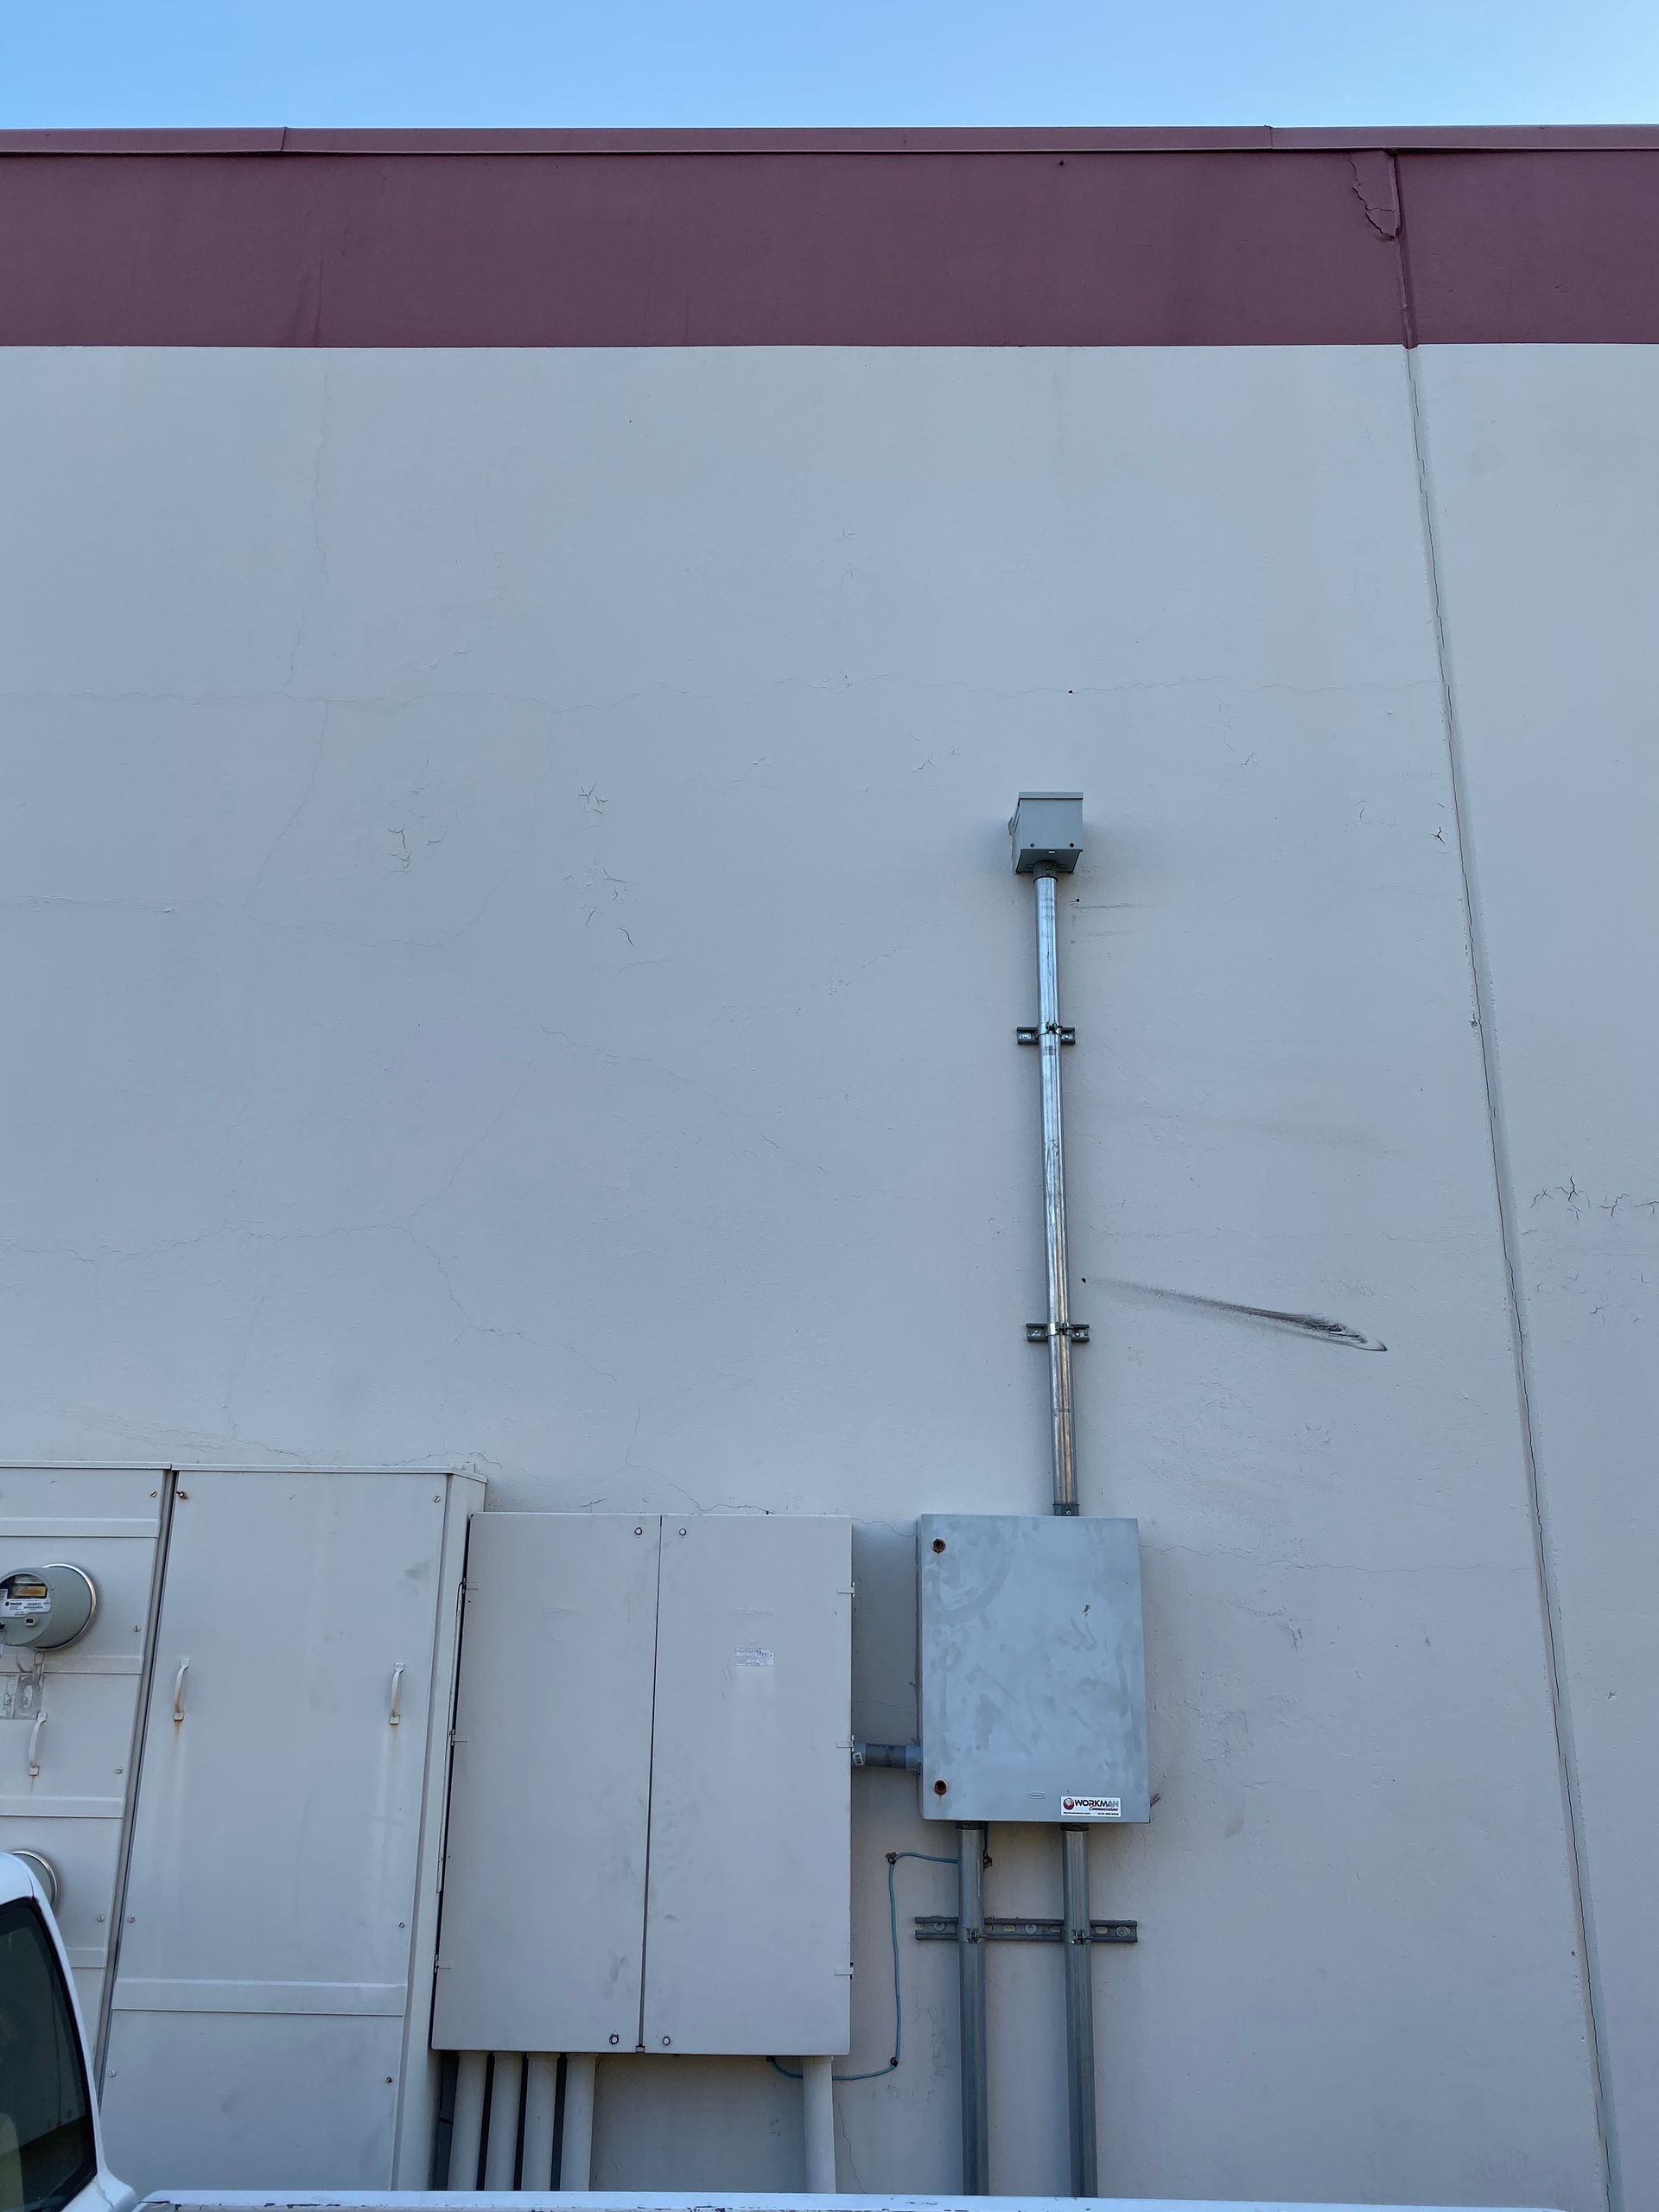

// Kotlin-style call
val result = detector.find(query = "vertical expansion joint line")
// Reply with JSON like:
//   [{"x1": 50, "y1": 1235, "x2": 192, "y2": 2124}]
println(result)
[{"x1": 1405, "y1": 349, "x2": 1618, "y2": 2212}]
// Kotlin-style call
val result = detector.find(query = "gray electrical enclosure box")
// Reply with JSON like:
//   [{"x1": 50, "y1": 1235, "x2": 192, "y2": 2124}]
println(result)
[
  {"x1": 918, "y1": 1514, "x2": 1148, "y2": 1823},
  {"x1": 1009, "y1": 791, "x2": 1084, "y2": 874}
]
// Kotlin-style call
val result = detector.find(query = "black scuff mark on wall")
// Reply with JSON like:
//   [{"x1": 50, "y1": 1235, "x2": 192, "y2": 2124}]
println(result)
[{"x1": 1092, "y1": 1276, "x2": 1388, "y2": 1352}]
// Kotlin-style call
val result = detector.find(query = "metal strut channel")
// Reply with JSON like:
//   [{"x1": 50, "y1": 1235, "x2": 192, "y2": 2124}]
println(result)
[{"x1": 916, "y1": 1915, "x2": 1137, "y2": 1945}]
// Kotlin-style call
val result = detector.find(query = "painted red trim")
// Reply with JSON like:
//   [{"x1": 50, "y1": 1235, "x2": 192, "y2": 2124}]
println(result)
[{"x1": 0, "y1": 137, "x2": 1656, "y2": 346}]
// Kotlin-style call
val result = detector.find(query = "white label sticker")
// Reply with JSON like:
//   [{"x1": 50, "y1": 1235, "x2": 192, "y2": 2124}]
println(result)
[
  {"x1": 733, "y1": 1647, "x2": 774, "y2": 1668},
  {"x1": 1060, "y1": 1795, "x2": 1122, "y2": 1820}
]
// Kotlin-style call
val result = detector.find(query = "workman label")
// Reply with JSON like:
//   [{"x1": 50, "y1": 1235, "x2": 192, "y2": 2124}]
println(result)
[{"x1": 1060, "y1": 1795, "x2": 1122, "y2": 1820}]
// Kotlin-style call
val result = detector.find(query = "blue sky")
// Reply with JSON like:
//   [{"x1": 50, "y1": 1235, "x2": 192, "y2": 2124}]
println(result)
[{"x1": 3, "y1": 0, "x2": 1656, "y2": 129}]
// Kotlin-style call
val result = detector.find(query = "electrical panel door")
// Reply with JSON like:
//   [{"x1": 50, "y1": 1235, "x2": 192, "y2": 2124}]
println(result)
[
  {"x1": 918, "y1": 1513, "x2": 1149, "y2": 1825},
  {"x1": 433, "y1": 1512, "x2": 852, "y2": 2058},
  {"x1": 432, "y1": 1514, "x2": 660, "y2": 2054},
  {"x1": 642, "y1": 1514, "x2": 851, "y2": 2055}
]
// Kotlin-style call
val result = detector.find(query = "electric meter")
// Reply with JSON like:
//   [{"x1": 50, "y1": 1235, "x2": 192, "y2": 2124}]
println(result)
[
  {"x1": 12, "y1": 1849, "x2": 60, "y2": 1910},
  {"x1": 0, "y1": 1563, "x2": 97, "y2": 1650}
]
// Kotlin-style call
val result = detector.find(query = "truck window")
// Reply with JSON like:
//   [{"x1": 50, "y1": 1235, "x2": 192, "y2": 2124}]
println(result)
[{"x1": 0, "y1": 1898, "x2": 96, "y2": 2212}]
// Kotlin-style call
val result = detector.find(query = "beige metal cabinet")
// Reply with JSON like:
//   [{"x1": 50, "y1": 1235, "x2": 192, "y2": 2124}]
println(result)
[
  {"x1": 99, "y1": 1469, "x2": 479, "y2": 2195},
  {"x1": 433, "y1": 1510, "x2": 851, "y2": 2060}
]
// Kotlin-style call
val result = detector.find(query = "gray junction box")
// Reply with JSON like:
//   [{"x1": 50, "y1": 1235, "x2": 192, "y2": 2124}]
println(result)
[
  {"x1": 1009, "y1": 791, "x2": 1084, "y2": 874},
  {"x1": 918, "y1": 1514, "x2": 1149, "y2": 1824}
]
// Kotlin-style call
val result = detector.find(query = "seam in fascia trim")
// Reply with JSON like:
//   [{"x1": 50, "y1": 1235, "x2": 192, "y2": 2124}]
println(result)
[
  {"x1": 1403, "y1": 343, "x2": 1619, "y2": 2212},
  {"x1": 1391, "y1": 151, "x2": 1419, "y2": 350}
]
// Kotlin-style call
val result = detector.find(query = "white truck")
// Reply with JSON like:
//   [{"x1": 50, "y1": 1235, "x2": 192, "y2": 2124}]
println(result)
[
  {"x1": 1, "y1": 1849, "x2": 132, "y2": 2212},
  {"x1": 1, "y1": 1847, "x2": 1557, "y2": 2212}
]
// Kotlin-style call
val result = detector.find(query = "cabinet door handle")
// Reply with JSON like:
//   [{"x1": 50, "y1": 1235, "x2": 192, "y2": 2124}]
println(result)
[
  {"x1": 388, "y1": 1662, "x2": 404, "y2": 1727},
  {"x1": 26, "y1": 1713, "x2": 46, "y2": 1779},
  {"x1": 172, "y1": 1658, "x2": 189, "y2": 1724}
]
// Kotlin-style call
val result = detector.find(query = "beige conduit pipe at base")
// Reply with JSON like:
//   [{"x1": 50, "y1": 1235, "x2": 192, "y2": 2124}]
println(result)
[
  {"x1": 560, "y1": 2053, "x2": 598, "y2": 2190},
  {"x1": 801, "y1": 2055, "x2": 836, "y2": 2192}
]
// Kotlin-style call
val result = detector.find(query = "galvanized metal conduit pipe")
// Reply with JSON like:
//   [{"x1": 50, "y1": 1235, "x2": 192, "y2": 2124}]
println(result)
[
  {"x1": 850, "y1": 1739, "x2": 921, "y2": 1770},
  {"x1": 448, "y1": 2051, "x2": 487, "y2": 2189},
  {"x1": 957, "y1": 1825, "x2": 989, "y2": 2194},
  {"x1": 559, "y1": 2052, "x2": 598, "y2": 2190},
  {"x1": 1061, "y1": 1831, "x2": 1098, "y2": 2197},
  {"x1": 1022, "y1": 808, "x2": 1100, "y2": 2196},
  {"x1": 1033, "y1": 866, "x2": 1080, "y2": 1522}
]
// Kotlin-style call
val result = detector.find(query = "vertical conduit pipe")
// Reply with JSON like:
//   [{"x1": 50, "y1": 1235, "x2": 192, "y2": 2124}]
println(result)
[
  {"x1": 559, "y1": 2053, "x2": 598, "y2": 2190},
  {"x1": 1034, "y1": 867, "x2": 1079, "y2": 1519},
  {"x1": 1061, "y1": 1831, "x2": 1098, "y2": 2197},
  {"x1": 483, "y1": 2052, "x2": 523, "y2": 2189},
  {"x1": 521, "y1": 2054, "x2": 560, "y2": 2191},
  {"x1": 448, "y1": 2052, "x2": 487, "y2": 2190},
  {"x1": 957, "y1": 1825, "x2": 989, "y2": 2194},
  {"x1": 801, "y1": 2056, "x2": 837, "y2": 2192},
  {"x1": 1028, "y1": 830, "x2": 1100, "y2": 2196}
]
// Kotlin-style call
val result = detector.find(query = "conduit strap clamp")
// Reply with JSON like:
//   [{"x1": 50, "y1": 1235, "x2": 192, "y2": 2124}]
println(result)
[
  {"x1": 1027, "y1": 1320, "x2": 1090, "y2": 1344},
  {"x1": 1016, "y1": 1024, "x2": 1076, "y2": 1046}
]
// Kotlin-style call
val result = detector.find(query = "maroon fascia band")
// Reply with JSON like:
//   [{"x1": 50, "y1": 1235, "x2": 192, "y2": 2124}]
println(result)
[{"x1": 0, "y1": 134, "x2": 1656, "y2": 347}]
